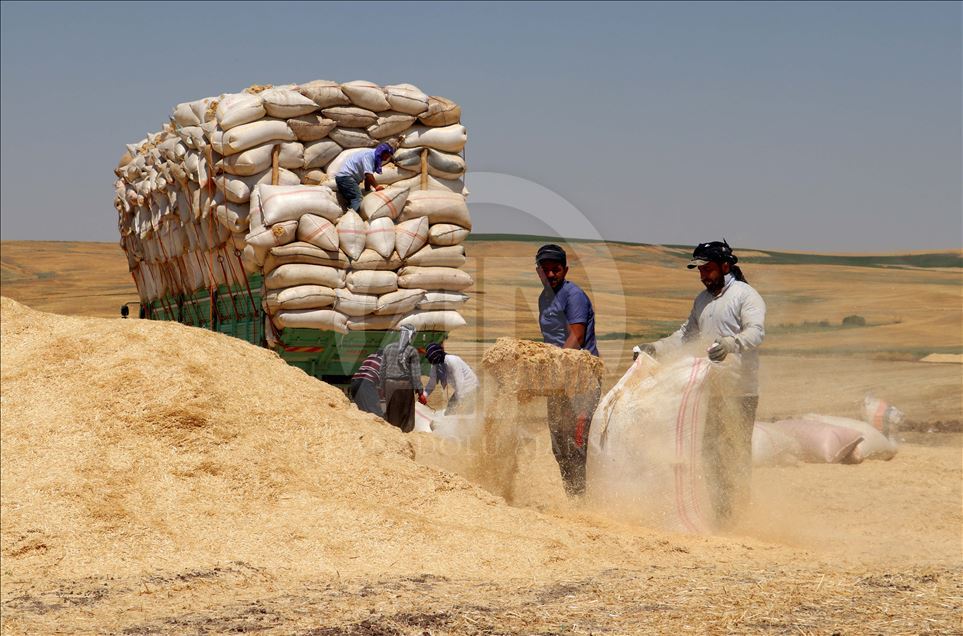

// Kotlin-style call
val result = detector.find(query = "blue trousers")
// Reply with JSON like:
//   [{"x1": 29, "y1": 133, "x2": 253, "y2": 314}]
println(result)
[{"x1": 335, "y1": 176, "x2": 363, "y2": 211}]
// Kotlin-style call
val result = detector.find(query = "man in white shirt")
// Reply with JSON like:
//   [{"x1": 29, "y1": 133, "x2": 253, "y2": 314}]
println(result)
[
  {"x1": 635, "y1": 240, "x2": 766, "y2": 526},
  {"x1": 424, "y1": 343, "x2": 479, "y2": 414}
]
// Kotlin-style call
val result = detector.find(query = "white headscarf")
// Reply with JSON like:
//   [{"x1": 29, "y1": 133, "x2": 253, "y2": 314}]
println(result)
[{"x1": 398, "y1": 324, "x2": 416, "y2": 351}]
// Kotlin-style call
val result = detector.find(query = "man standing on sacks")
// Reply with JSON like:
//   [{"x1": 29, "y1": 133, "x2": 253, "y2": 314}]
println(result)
[
  {"x1": 333, "y1": 141, "x2": 395, "y2": 212},
  {"x1": 634, "y1": 240, "x2": 766, "y2": 526},
  {"x1": 536, "y1": 244, "x2": 602, "y2": 498}
]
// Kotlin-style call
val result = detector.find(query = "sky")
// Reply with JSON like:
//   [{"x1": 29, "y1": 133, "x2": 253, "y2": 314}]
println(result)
[{"x1": 0, "y1": 1, "x2": 959, "y2": 252}]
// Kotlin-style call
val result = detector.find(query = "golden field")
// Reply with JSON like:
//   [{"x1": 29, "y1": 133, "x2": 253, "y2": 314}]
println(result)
[
  {"x1": 3, "y1": 238, "x2": 960, "y2": 422},
  {"x1": 1, "y1": 238, "x2": 961, "y2": 634}
]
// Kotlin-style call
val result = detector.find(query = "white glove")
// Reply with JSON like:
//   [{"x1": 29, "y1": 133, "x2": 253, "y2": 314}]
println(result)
[{"x1": 707, "y1": 336, "x2": 737, "y2": 362}]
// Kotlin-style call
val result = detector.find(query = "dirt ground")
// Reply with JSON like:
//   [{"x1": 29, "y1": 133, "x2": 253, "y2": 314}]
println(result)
[{"x1": 1, "y1": 240, "x2": 961, "y2": 634}]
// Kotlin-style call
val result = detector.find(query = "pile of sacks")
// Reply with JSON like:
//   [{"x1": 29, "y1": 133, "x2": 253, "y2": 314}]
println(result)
[
  {"x1": 112, "y1": 79, "x2": 470, "y2": 334},
  {"x1": 751, "y1": 395, "x2": 903, "y2": 466}
]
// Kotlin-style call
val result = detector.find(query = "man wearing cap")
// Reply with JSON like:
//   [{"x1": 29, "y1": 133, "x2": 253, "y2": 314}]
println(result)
[
  {"x1": 635, "y1": 240, "x2": 765, "y2": 525},
  {"x1": 535, "y1": 244, "x2": 601, "y2": 497},
  {"x1": 333, "y1": 141, "x2": 395, "y2": 212}
]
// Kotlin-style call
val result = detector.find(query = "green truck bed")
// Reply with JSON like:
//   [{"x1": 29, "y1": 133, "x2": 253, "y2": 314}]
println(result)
[{"x1": 138, "y1": 273, "x2": 445, "y2": 387}]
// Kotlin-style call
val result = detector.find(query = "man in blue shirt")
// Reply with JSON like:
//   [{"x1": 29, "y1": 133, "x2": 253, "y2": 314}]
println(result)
[
  {"x1": 536, "y1": 244, "x2": 601, "y2": 497},
  {"x1": 333, "y1": 142, "x2": 395, "y2": 212}
]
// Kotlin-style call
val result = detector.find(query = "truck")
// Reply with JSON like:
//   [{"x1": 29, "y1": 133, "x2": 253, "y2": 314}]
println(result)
[
  {"x1": 128, "y1": 271, "x2": 445, "y2": 388},
  {"x1": 116, "y1": 80, "x2": 467, "y2": 387}
]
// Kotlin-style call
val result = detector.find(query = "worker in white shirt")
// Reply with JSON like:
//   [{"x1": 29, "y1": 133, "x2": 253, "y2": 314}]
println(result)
[
  {"x1": 635, "y1": 239, "x2": 766, "y2": 527},
  {"x1": 424, "y1": 343, "x2": 479, "y2": 414}
]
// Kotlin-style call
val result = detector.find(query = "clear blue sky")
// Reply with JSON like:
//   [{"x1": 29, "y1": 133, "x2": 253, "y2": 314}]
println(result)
[{"x1": 1, "y1": 1, "x2": 959, "y2": 251}]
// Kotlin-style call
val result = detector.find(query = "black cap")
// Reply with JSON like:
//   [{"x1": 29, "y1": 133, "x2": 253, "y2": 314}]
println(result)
[
  {"x1": 687, "y1": 240, "x2": 738, "y2": 269},
  {"x1": 536, "y1": 244, "x2": 567, "y2": 266}
]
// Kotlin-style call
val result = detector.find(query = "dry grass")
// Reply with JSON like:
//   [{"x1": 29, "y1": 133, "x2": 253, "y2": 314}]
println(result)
[
  {"x1": 481, "y1": 337, "x2": 604, "y2": 398},
  {"x1": 1, "y1": 240, "x2": 961, "y2": 633}
]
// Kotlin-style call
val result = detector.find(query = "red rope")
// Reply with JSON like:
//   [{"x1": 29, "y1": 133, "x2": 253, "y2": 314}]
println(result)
[
  {"x1": 235, "y1": 250, "x2": 258, "y2": 318},
  {"x1": 217, "y1": 253, "x2": 241, "y2": 321}
]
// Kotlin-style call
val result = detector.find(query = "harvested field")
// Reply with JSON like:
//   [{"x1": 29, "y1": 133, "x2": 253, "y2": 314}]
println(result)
[{"x1": 1, "y1": 239, "x2": 961, "y2": 633}]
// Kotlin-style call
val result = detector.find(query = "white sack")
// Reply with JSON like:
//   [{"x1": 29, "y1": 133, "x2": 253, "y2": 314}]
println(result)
[
  {"x1": 428, "y1": 223, "x2": 470, "y2": 246},
  {"x1": 297, "y1": 214, "x2": 340, "y2": 251},
  {"x1": 348, "y1": 313, "x2": 403, "y2": 331},
  {"x1": 303, "y1": 140, "x2": 343, "y2": 169},
  {"x1": 417, "y1": 291, "x2": 469, "y2": 311},
  {"x1": 397, "y1": 310, "x2": 466, "y2": 332},
  {"x1": 395, "y1": 217, "x2": 430, "y2": 259},
  {"x1": 273, "y1": 308, "x2": 348, "y2": 334},
  {"x1": 368, "y1": 111, "x2": 416, "y2": 138},
  {"x1": 264, "y1": 285, "x2": 337, "y2": 311},
  {"x1": 322, "y1": 106, "x2": 378, "y2": 128},
  {"x1": 172, "y1": 101, "x2": 201, "y2": 128},
  {"x1": 401, "y1": 190, "x2": 472, "y2": 228},
  {"x1": 298, "y1": 80, "x2": 350, "y2": 108},
  {"x1": 346, "y1": 270, "x2": 398, "y2": 295},
  {"x1": 246, "y1": 219, "x2": 298, "y2": 249},
  {"x1": 586, "y1": 355, "x2": 729, "y2": 534},
  {"x1": 770, "y1": 420, "x2": 864, "y2": 464},
  {"x1": 398, "y1": 266, "x2": 473, "y2": 291},
  {"x1": 334, "y1": 288, "x2": 379, "y2": 316},
  {"x1": 337, "y1": 210, "x2": 366, "y2": 260},
  {"x1": 400, "y1": 124, "x2": 467, "y2": 153},
  {"x1": 219, "y1": 143, "x2": 274, "y2": 176},
  {"x1": 260, "y1": 87, "x2": 319, "y2": 118},
  {"x1": 221, "y1": 119, "x2": 296, "y2": 155},
  {"x1": 801, "y1": 414, "x2": 897, "y2": 461},
  {"x1": 419, "y1": 96, "x2": 461, "y2": 127},
  {"x1": 218, "y1": 168, "x2": 299, "y2": 204},
  {"x1": 215, "y1": 201, "x2": 250, "y2": 233},
  {"x1": 360, "y1": 186, "x2": 408, "y2": 221},
  {"x1": 385, "y1": 83, "x2": 429, "y2": 116},
  {"x1": 216, "y1": 92, "x2": 266, "y2": 130},
  {"x1": 287, "y1": 115, "x2": 337, "y2": 142},
  {"x1": 341, "y1": 80, "x2": 390, "y2": 111},
  {"x1": 366, "y1": 217, "x2": 396, "y2": 258},
  {"x1": 259, "y1": 184, "x2": 342, "y2": 224},
  {"x1": 752, "y1": 422, "x2": 802, "y2": 466},
  {"x1": 264, "y1": 242, "x2": 350, "y2": 270},
  {"x1": 264, "y1": 263, "x2": 345, "y2": 290},
  {"x1": 328, "y1": 127, "x2": 377, "y2": 148},
  {"x1": 376, "y1": 288, "x2": 425, "y2": 316},
  {"x1": 404, "y1": 244, "x2": 467, "y2": 268},
  {"x1": 350, "y1": 249, "x2": 403, "y2": 271}
]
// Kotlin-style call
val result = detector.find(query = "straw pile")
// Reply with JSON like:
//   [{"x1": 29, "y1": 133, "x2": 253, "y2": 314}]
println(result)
[
  {"x1": 481, "y1": 337, "x2": 605, "y2": 398},
  {"x1": 2, "y1": 298, "x2": 959, "y2": 634},
  {"x1": 112, "y1": 80, "x2": 470, "y2": 335},
  {"x1": 0, "y1": 297, "x2": 632, "y2": 583}
]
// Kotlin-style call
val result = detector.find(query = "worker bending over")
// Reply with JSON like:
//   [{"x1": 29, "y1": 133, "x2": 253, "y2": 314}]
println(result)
[
  {"x1": 349, "y1": 350, "x2": 384, "y2": 418},
  {"x1": 424, "y1": 343, "x2": 479, "y2": 414}
]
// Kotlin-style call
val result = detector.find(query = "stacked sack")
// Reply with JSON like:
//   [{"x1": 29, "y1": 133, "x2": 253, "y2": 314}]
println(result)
[{"x1": 113, "y1": 80, "x2": 471, "y2": 335}]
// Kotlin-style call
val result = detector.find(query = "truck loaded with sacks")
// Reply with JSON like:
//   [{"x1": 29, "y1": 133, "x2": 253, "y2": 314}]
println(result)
[{"x1": 113, "y1": 80, "x2": 471, "y2": 385}]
